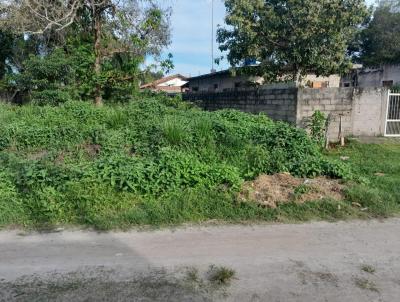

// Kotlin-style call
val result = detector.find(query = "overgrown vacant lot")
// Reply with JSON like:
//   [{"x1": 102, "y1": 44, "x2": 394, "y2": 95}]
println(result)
[{"x1": 0, "y1": 96, "x2": 399, "y2": 229}]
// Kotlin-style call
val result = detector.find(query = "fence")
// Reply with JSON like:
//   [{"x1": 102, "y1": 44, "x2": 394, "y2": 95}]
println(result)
[
  {"x1": 184, "y1": 88, "x2": 298, "y2": 123},
  {"x1": 183, "y1": 87, "x2": 390, "y2": 141},
  {"x1": 385, "y1": 90, "x2": 400, "y2": 137}
]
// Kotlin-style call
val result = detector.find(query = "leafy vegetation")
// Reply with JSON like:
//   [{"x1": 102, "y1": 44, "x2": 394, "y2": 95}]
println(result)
[
  {"x1": 217, "y1": 0, "x2": 369, "y2": 81},
  {"x1": 0, "y1": 1, "x2": 173, "y2": 105},
  {"x1": 207, "y1": 266, "x2": 236, "y2": 285},
  {"x1": 308, "y1": 110, "x2": 327, "y2": 147},
  {"x1": 326, "y1": 141, "x2": 400, "y2": 218},
  {"x1": 351, "y1": 0, "x2": 400, "y2": 66},
  {"x1": 0, "y1": 97, "x2": 399, "y2": 230},
  {"x1": 361, "y1": 264, "x2": 376, "y2": 274}
]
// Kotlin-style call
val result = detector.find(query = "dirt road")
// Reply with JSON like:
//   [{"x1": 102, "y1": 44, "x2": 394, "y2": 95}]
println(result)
[{"x1": 1, "y1": 219, "x2": 400, "y2": 301}]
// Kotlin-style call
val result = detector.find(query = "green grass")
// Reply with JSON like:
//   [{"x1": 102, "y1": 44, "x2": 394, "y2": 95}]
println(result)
[
  {"x1": 325, "y1": 141, "x2": 400, "y2": 218},
  {"x1": 0, "y1": 96, "x2": 399, "y2": 230},
  {"x1": 207, "y1": 266, "x2": 237, "y2": 285}
]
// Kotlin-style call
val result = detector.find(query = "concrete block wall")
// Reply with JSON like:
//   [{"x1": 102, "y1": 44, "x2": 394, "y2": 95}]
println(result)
[
  {"x1": 297, "y1": 87, "x2": 388, "y2": 140},
  {"x1": 183, "y1": 88, "x2": 297, "y2": 123},
  {"x1": 351, "y1": 87, "x2": 388, "y2": 136},
  {"x1": 184, "y1": 87, "x2": 388, "y2": 140},
  {"x1": 297, "y1": 88, "x2": 354, "y2": 140}
]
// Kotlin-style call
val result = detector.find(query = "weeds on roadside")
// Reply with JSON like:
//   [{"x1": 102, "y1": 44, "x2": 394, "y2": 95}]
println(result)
[
  {"x1": 0, "y1": 98, "x2": 354, "y2": 229},
  {"x1": 354, "y1": 277, "x2": 379, "y2": 292},
  {"x1": 185, "y1": 267, "x2": 200, "y2": 284},
  {"x1": 207, "y1": 266, "x2": 236, "y2": 285},
  {"x1": 361, "y1": 264, "x2": 376, "y2": 274},
  {"x1": 0, "y1": 97, "x2": 399, "y2": 229}
]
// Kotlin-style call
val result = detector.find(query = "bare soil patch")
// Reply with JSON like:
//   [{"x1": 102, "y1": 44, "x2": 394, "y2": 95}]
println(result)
[
  {"x1": 26, "y1": 150, "x2": 49, "y2": 161},
  {"x1": 82, "y1": 143, "x2": 101, "y2": 157},
  {"x1": 239, "y1": 173, "x2": 344, "y2": 208}
]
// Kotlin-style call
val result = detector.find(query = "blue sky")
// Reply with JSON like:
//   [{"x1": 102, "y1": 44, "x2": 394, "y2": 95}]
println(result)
[
  {"x1": 163, "y1": 0, "x2": 228, "y2": 77},
  {"x1": 164, "y1": 0, "x2": 376, "y2": 77}
]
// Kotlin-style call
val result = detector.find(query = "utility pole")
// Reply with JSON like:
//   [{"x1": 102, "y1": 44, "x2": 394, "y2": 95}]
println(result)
[{"x1": 211, "y1": 0, "x2": 216, "y2": 73}]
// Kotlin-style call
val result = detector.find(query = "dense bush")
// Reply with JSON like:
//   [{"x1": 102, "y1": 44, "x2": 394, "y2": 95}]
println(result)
[
  {"x1": 10, "y1": 49, "x2": 77, "y2": 105},
  {"x1": 0, "y1": 96, "x2": 352, "y2": 228}
]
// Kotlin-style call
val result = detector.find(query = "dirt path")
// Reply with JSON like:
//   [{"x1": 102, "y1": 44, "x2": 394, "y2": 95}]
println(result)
[{"x1": 1, "y1": 219, "x2": 400, "y2": 301}]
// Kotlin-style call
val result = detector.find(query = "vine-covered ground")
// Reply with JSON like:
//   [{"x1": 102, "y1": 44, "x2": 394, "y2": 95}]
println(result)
[{"x1": 0, "y1": 96, "x2": 398, "y2": 229}]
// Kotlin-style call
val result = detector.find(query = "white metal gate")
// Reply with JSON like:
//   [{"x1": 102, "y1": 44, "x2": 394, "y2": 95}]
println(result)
[{"x1": 385, "y1": 90, "x2": 400, "y2": 137}]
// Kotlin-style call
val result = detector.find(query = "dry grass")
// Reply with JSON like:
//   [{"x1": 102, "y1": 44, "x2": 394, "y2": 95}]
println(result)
[
  {"x1": 354, "y1": 277, "x2": 379, "y2": 292},
  {"x1": 207, "y1": 266, "x2": 236, "y2": 285},
  {"x1": 361, "y1": 264, "x2": 376, "y2": 274}
]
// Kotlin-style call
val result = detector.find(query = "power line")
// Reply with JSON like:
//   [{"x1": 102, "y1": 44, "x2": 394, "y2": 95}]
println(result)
[{"x1": 211, "y1": 0, "x2": 215, "y2": 73}]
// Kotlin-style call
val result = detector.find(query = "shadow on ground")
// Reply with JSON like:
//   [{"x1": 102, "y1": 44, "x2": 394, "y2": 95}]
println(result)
[{"x1": 0, "y1": 266, "x2": 233, "y2": 302}]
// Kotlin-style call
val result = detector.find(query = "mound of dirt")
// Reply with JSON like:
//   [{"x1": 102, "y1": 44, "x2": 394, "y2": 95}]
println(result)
[{"x1": 239, "y1": 173, "x2": 344, "y2": 208}]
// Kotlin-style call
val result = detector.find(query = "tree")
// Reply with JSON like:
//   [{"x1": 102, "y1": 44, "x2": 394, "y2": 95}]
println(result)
[
  {"x1": 354, "y1": 0, "x2": 400, "y2": 66},
  {"x1": 0, "y1": 0, "x2": 171, "y2": 105},
  {"x1": 217, "y1": 0, "x2": 370, "y2": 82},
  {"x1": 11, "y1": 48, "x2": 76, "y2": 105},
  {"x1": 0, "y1": 30, "x2": 13, "y2": 79}
]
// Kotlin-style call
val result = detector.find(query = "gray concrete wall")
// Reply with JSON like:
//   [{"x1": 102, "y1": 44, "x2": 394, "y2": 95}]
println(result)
[
  {"x1": 357, "y1": 64, "x2": 400, "y2": 87},
  {"x1": 352, "y1": 87, "x2": 388, "y2": 136},
  {"x1": 184, "y1": 87, "x2": 388, "y2": 140},
  {"x1": 297, "y1": 88, "x2": 354, "y2": 140},
  {"x1": 297, "y1": 87, "x2": 388, "y2": 140},
  {"x1": 184, "y1": 88, "x2": 297, "y2": 123}
]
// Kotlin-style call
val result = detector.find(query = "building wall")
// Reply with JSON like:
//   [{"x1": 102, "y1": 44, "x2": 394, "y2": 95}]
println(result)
[
  {"x1": 155, "y1": 86, "x2": 184, "y2": 93},
  {"x1": 297, "y1": 88, "x2": 354, "y2": 140},
  {"x1": 184, "y1": 87, "x2": 389, "y2": 140},
  {"x1": 184, "y1": 88, "x2": 298, "y2": 123},
  {"x1": 351, "y1": 87, "x2": 387, "y2": 136},
  {"x1": 297, "y1": 87, "x2": 388, "y2": 139},
  {"x1": 158, "y1": 78, "x2": 187, "y2": 87},
  {"x1": 187, "y1": 74, "x2": 262, "y2": 92},
  {"x1": 187, "y1": 73, "x2": 340, "y2": 93},
  {"x1": 357, "y1": 65, "x2": 400, "y2": 87},
  {"x1": 300, "y1": 74, "x2": 341, "y2": 88}
]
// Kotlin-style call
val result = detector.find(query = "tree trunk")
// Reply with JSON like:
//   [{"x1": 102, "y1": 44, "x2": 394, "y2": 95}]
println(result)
[
  {"x1": 94, "y1": 11, "x2": 103, "y2": 106},
  {"x1": 293, "y1": 67, "x2": 303, "y2": 87}
]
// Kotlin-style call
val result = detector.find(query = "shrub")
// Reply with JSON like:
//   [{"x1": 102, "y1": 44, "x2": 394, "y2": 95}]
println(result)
[
  {"x1": 0, "y1": 170, "x2": 25, "y2": 225},
  {"x1": 10, "y1": 48, "x2": 77, "y2": 105},
  {"x1": 0, "y1": 96, "x2": 353, "y2": 228},
  {"x1": 308, "y1": 111, "x2": 327, "y2": 144},
  {"x1": 162, "y1": 117, "x2": 189, "y2": 146}
]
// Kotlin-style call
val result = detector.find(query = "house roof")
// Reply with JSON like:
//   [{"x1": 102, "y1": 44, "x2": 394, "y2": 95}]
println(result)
[
  {"x1": 188, "y1": 69, "x2": 232, "y2": 81},
  {"x1": 140, "y1": 74, "x2": 188, "y2": 89},
  {"x1": 188, "y1": 63, "x2": 363, "y2": 81}
]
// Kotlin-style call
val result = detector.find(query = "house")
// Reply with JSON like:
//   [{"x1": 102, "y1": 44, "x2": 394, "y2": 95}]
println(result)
[
  {"x1": 185, "y1": 70, "x2": 265, "y2": 92},
  {"x1": 140, "y1": 74, "x2": 188, "y2": 94},
  {"x1": 340, "y1": 64, "x2": 400, "y2": 88},
  {"x1": 185, "y1": 69, "x2": 341, "y2": 93}
]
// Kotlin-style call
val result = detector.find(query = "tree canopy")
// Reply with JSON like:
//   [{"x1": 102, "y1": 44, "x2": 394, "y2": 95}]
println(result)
[
  {"x1": 353, "y1": 0, "x2": 400, "y2": 66},
  {"x1": 217, "y1": 0, "x2": 370, "y2": 81},
  {"x1": 0, "y1": 0, "x2": 172, "y2": 105}
]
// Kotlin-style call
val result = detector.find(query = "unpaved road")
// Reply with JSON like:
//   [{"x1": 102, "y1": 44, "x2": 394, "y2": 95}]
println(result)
[{"x1": 1, "y1": 219, "x2": 400, "y2": 301}]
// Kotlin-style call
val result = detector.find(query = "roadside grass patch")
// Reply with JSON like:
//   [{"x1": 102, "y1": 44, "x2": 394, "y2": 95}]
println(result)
[
  {"x1": 354, "y1": 277, "x2": 379, "y2": 292},
  {"x1": 361, "y1": 264, "x2": 376, "y2": 274},
  {"x1": 0, "y1": 97, "x2": 352, "y2": 229},
  {"x1": 325, "y1": 141, "x2": 400, "y2": 219},
  {"x1": 185, "y1": 267, "x2": 200, "y2": 284},
  {"x1": 207, "y1": 266, "x2": 237, "y2": 285},
  {"x1": 0, "y1": 96, "x2": 399, "y2": 229}
]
